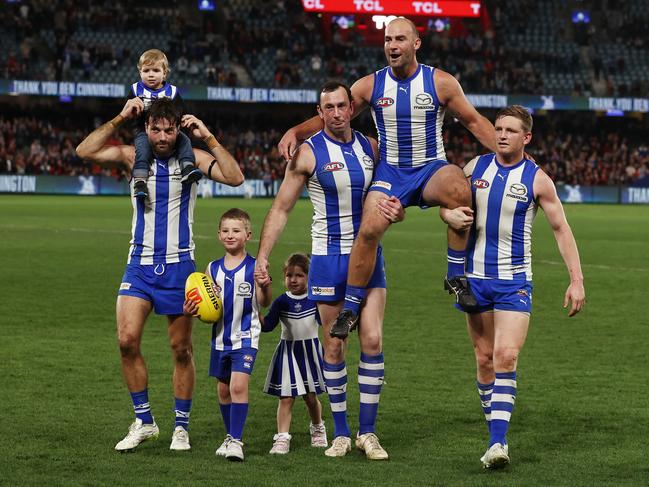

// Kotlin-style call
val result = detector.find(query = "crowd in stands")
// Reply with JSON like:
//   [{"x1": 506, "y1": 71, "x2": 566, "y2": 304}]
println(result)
[
  {"x1": 1, "y1": 112, "x2": 648, "y2": 188},
  {"x1": 2, "y1": 0, "x2": 649, "y2": 96}
]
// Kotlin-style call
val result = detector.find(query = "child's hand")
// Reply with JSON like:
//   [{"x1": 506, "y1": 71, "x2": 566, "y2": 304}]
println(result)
[
  {"x1": 181, "y1": 114, "x2": 210, "y2": 140},
  {"x1": 183, "y1": 297, "x2": 199, "y2": 317},
  {"x1": 120, "y1": 97, "x2": 144, "y2": 120},
  {"x1": 254, "y1": 258, "x2": 272, "y2": 287}
]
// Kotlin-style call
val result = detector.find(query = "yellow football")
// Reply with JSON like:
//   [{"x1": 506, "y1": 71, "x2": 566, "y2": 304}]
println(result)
[{"x1": 185, "y1": 272, "x2": 223, "y2": 323}]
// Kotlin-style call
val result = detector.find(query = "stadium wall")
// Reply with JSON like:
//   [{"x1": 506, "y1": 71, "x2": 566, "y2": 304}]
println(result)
[{"x1": 2, "y1": 175, "x2": 649, "y2": 204}]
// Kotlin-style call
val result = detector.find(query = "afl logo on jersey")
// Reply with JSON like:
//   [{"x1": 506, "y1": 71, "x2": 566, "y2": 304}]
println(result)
[
  {"x1": 376, "y1": 97, "x2": 394, "y2": 107},
  {"x1": 323, "y1": 161, "x2": 345, "y2": 172},
  {"x1": 473, "y1": 179, "x2": 490, "y2": 189}
]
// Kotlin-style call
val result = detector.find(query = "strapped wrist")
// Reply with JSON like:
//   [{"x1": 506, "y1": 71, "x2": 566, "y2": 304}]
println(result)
[
  {"x1": 109, "y1": 114, "x2": 125, "y2": 128},
  {"x1": 203, "y1": 134, "x2": 218, "y2": 150}
]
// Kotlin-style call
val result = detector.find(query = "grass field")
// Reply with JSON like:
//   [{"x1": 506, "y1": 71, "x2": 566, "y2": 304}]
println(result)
[{"x1": 1, "y1": 194, "x2": 648, "y2": 486}]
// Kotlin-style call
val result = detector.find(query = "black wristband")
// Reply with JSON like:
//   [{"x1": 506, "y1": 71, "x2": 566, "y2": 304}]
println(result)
[{"x1": 208, "y1": 159, "x2": 217, "y2": 179}]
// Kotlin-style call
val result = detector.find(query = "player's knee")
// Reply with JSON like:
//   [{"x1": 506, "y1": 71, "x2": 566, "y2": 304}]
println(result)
[
  {"x1": 494, "y1": 347, "x2": 519, "y2": 371},
  {"x1": 229, "y1": 380, "x2": 247, "y2": 398},
  {"x1": 360, "y1": 332, "x2": 382, "y2": 355},
  {"x1": 118, "y1": 334, "x2": 140, "y2": 359},
  {"x1": 171, "y1": 341, "x2": 193, "y2": 366},
  {"x1": 475, "y1": 350, "x2": 494, "y2": 374},
  {"x1": 324, "y1": 342, "x2": 344, "y2": 364},
  {"x1": 357, "y1": 223, "x2": 382, "y2": 246}
]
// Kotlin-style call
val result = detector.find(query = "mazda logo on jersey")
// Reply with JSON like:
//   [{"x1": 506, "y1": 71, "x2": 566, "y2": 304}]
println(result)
[
  {"x1": 414, "y1": 93, "x2": 435, "y2": 110},
  {"x1": 415, "y1": 93, "x2": 432, "y2": 105},
  {"x1": 506, "y1": 183, "x2": 529, "y2": 202},
  {"x1": 237, "y1": 282, "x2": 252, "y2": 298},
  {"x1": 362, "y1": 155, "x2": 374, "y2": 169},
  {"x1": 473, "y1": 179, "x2": 490, "y2": 189},
  {"x1": 376, "y1": 97, "x2": 394, "y2": 107},
  {"x1": 323, "y1": 161, "x2": 345, "y2": 172}
]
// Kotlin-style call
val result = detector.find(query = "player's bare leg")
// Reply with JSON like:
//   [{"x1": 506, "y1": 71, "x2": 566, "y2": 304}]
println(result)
[
  {"x1": 483, "y1": 311, "x2": 529, "y2": 469},
  {"x1": 114, "y1": 296, "x2": 159, "y2": 451},
  {"x1": 167, "y1": 314, "x2": 194, "y2": 450},
  {"x1": 348, "y1": 192, "x2": 392, "y2": 288},
  {"x1": 422, "y1": 165, "x2": 478, "y2": 312},
  {"x1": 167, "y1": 314, "x2": 195, "y2": 400},
  {"x1": 318, "y1": 301, "x2": 352, "y2": 456},
  {"x1": 331, "y1": 192, "x2": 391, "y2": 339},
  {"x1": 116, "y1": 295, "x2": 152, "y2": 392},
  {"x1": 356, "y1": 288, "x2": 388, "y2": 460}
]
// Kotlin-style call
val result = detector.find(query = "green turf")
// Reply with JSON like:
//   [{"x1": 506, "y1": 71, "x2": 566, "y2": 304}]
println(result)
[{"x1": 1, "y1": 195, "x2": 648, "y2": 486}]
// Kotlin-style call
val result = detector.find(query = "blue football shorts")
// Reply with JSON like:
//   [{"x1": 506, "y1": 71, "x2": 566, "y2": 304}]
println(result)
[
  {"x1": 308, "y1": 247, "x2": 386, "y2": 302},
  {"x1": 209, "y1": 347, "x2": 258, "y2": 381},
  {"x1": 369, "y1": 160, "x2": 448, "y2": 208},
  {"x1": 455, "y1": 278, "x2": 533, "y2": 314},
  {"x1": 118, "y1": 260, "x2": 195, "y2": 315}
]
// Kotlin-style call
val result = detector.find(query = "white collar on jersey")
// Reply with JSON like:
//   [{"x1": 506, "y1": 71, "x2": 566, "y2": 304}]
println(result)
[{"x1": 286, "y1": 291, "x2": 308, "y2": 300}]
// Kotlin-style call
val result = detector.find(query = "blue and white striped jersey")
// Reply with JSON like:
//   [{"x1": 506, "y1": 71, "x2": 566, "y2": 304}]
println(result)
[
  {"x1": 131, "y1": 81, "x2": 179, "y2": 110},
  {"x1": 207, "y1": 254, "x2": 261, "y2": 351},
  {"x1": 465, "y1": 154, "x2": 540, "y2": 281},
  {"x1": 128, "y1": 156, "x2": 197, "y2": 265},
  {"x1": 263, "y1": 292, "x2": 320, "y2": 341},
  {"x1": 304, "y1": 130, "x2": 375, "y2": 255},
  {"x1": 370, "y1": 64, "x2": 446, "y2": 168}
]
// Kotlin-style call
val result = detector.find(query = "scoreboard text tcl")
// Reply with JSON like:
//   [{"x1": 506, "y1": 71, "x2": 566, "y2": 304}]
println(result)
[{"x1": 302, "y1": 0, "x2": 481, "y2": 17}]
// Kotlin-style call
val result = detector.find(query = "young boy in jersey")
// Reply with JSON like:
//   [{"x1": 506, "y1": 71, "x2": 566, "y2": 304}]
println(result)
[
  {"x1": 261, "y1": 253, "x2": 327, "y2": 455},
  {"x1": 130, "y1": 49, "x2": 201, "y2": 199},
  {"x1": 184, "y1": 208, "x2": 272, "y2": 461}
]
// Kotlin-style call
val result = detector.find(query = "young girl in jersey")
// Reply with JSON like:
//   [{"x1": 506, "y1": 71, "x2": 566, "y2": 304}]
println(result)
[
  {"x1": 184, "y1": 208, "x2": 272, "y2": 461},
  {"x1": 261, "y1": 253, "x2": 328, "y2": 454}
]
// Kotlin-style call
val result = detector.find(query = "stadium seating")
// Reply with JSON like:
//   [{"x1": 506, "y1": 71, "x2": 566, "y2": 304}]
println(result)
[{"x1": 2, "y1": 0, "x2": 649, "y2": 96}]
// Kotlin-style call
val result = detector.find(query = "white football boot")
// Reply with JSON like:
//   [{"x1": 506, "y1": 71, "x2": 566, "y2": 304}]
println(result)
[
  {"x1": 481, "y1": 443, "x2": 510, "y2": 469},
  {"x1": 324, "y1": 436, "x2": 351, "y2": 457},
  {"x1": 114, "y1": 418, "x2": 159, "y2": 451},
  {"x1": 355, "y1": 432, "x2": 389, "y2": 460},
  {"x1": 225, "y1": 438, "x2": 245, "y2": 461},
  {"x1": 215, "y1": 434, "x2": 232, "y2": 457},
  {"x1": 169, "y1": 426, "x2": 191, "y2": 451}
]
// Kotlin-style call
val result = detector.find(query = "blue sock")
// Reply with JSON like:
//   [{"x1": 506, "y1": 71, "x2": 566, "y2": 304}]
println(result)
[
  {"x1": 477, "y1": 381, "x2": 494, "y2": 432},
  {"x1": 358, "y1": 352, "x2": 384, "y2": 435},
  {"x1": 490, "y1": 371, "x2": 517, "y2": 446},
  {"x1": 447, "y1": 247, "x2": 466, "y2": 278},
  {"x1": 229, "y1": 402, "x2": 249, "y2": 440},
  {"x1": 174, "y1": 397, "x2": 192, "y2": 431},
  {"x1": 130, "y1": 389, "x2": 154, "y2": 424},
  {"x1": 219, "y1": 403, "x2": 231, "y2": 435},
  {"x1": 323, "y1": 360, "x2": 350, "y2": 438},
  {"x1": 344, "y1": 285, "x2": 366, "y2": 315}
]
